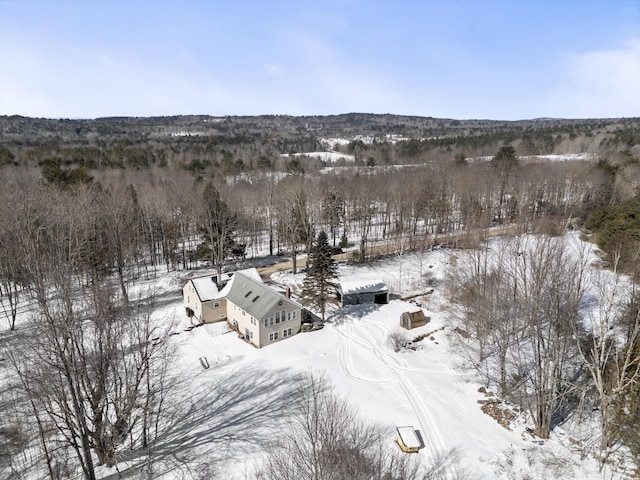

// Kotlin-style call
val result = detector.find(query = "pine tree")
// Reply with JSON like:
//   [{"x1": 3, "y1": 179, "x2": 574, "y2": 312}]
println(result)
[{"x1": 301, "y1": 231, "x2": 339, "y2": 321}]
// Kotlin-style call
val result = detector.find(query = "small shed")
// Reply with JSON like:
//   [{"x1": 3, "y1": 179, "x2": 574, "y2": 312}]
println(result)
[
  {"x1": 400, "y1": 306, "x2": 427, "y2": 330},
  {"x1": 396, "y1": 426, "x2": 421, "y2": 453},
  {"x1": 337, "y1": 280, "x2": 389, "y2": 307}
]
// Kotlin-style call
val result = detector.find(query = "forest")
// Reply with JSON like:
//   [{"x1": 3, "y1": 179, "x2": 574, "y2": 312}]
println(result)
[{"x1": 0, "y1": 113, "x2": 639, "y2": 478}]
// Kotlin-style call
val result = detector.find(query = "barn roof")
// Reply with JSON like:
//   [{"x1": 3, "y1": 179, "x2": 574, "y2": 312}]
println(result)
[{"x1": 339, "y1": 279, "x2": 388, "y2": 295}]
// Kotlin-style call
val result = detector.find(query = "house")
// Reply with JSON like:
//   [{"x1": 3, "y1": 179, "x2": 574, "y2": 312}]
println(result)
[
  {"x1": 225, "y1": 271, "x2": 302, "y2": 348},
  {"x1": 183, "y1": 268, "x2": 302, "y2": 348},
  {"x1": 183, "y1": 271, "x2": 236, "y2": 323},
  {"x1": 400, "y1": 305, "x2": 428, "y2": 330},
  {"x1": 337, "y1": 279, "x2": 389, "y2": 306},
  {"x1": 396, "y1": 426, "x2": 421, "y2": 453}
]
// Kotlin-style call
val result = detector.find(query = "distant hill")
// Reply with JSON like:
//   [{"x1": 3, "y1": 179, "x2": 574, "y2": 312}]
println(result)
[{"x1": 1, "y1": 113, "x2": 638, "y2": 169}]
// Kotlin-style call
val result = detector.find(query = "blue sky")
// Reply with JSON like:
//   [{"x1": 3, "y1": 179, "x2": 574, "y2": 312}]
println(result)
[{"x1": 1, "y1": 0, "x2": 639, "y2": 119}]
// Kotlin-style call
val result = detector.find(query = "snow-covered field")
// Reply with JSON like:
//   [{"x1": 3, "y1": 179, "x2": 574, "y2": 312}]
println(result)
[
  {"x1": 320, "y1": 134, "x2": 416, "y2": 149},
  {"x1": 121, "y1": 242, "x2": 620, "y2": 480},
  {"x1": 280, "y1": 151, "x2": 356, "y2": 162},
  {"x1": 468, "y1": 153, "x2": 598, "y2": 163}
]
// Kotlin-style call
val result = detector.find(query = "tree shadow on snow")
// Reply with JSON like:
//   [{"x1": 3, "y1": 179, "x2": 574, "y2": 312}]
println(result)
[
  {"x1": 106, "y1": 366, "x2": 299, "y2": 479},
  {"x1": 328, "y1": 304, "x2": 381, "y2": 325}
]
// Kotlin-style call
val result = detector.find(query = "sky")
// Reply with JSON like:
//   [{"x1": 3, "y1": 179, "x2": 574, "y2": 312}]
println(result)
[{"x1": 0, "y1": 0, "x2": 639, "y2": 120}]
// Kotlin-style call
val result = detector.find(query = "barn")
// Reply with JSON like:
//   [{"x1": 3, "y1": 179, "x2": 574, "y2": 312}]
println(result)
[{"x1": 337, "y1": 280, "x2": 389, "y2": 307}]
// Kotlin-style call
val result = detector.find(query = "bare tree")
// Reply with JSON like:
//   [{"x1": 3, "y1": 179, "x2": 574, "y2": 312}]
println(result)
[
  {"x1": 349, "y1": 178, "x2": 376, "y2": 264},
  {"x1": 199, "y1": 181, "x2": 238, "y2": 283},
  {"x1": 11, "y1": 281, "x2": 174, "y2": 479},
  {"x1": 388, "y1": 329, "x2": 409, "y2": 353},
  {"x1": 510, "y1": 236, "x2": 587, "y2": 438},
  {"x1": 256, "y1": 372, "x2": 463, "y2": 480},
  {"x1": 577, "y1": 248, "x2": 640, "y2": 469},
  {"x1": 456, "y1": 235, "x2": 588, "y2": 437},
  {"x1": 276, "y1": 181, "x2": 312, "y2": 274},
  {"x1": 4, "y1": 180, "x2": 176, "y2": 479},
  {"x1": 0, "y1": 218, "x2": 25, "y2": 331}
]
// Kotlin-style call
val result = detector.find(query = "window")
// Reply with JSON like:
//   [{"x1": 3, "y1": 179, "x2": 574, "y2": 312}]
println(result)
[
  {"x1": 292, "y1": 311, "x2": 297, "y2": 320},
  {"x1": 264, "y1": 319, "x2": 268, "y2": 327},
  {"x1": 287, "y1": 311, "x2": 292, "y2": 321},
  {"x1": 269, "y1": 317, "x2": 274, "y2": 326},
  {"x1": 275, "y1": 311, "x2": 281, "y2": 324},
  {"x1": 283, "y1": 327, "x2": 293, "y2": 337},
  {"x1": 252, "y1": 295, "x2": 260, "y2": 303},
  {"x1": 269, "y1": 332, "x2": 279, "y2": 342},
  {"x1": 244, "y1": 290, "x2": 252, "y2": 298}
]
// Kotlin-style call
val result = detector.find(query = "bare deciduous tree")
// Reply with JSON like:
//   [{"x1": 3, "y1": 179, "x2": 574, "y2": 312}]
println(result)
[
  {"x1": 256, "y1": 372, "x2": 464, "y2": 480},
  {"x1": 577, "y1": 248, "x2": 640, "y2": 469}
]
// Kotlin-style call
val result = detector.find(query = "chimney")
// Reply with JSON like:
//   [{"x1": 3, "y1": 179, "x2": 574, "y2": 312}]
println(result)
[{"x1": 285, "y1": 287, "x2": 291, "y2": 298}]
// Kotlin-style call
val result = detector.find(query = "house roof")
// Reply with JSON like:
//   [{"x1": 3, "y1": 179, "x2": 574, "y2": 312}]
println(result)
[
  {"x1": 190, "y1": 276, "x2": 225, "y2": 302},
  {"x1": 339, "y1": 279, "x2": 388, "y2": 295},
  {"x1": 225, "y1": 271, "x2": 295, "y2": 318},
  {"x1": 188, "y1": 268, "x2": 261, "y2": 302}
]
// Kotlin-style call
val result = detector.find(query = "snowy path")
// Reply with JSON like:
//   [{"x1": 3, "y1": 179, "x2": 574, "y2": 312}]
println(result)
[{"x1": 336, "y1": 315, "x2": 447, "y2": 457}]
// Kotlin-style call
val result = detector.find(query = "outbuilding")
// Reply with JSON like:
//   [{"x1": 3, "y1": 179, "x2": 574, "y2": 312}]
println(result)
[
  {"x1": 337, "y1": 279, "x2": 389, "y2": 306},
  {"x1": 396, "y1": 426, "x2": 421, "y2": 453},
  {"x1": 400, "y1": 305, "x2": 428, "y2": 330}
]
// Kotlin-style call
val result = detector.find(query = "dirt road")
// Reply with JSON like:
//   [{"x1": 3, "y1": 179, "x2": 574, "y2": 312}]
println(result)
[{"x1": 257, "y1": 225, "x2": 520, "y2": 279}]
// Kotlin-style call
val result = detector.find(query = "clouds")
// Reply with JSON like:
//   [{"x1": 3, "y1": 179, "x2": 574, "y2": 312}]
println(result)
[
  {"x1": 1, "y1": 1, "x2": 638, "y2": 119},
  {"x1": 543, "y1": 40, "x2": 640, "y2": 118}
]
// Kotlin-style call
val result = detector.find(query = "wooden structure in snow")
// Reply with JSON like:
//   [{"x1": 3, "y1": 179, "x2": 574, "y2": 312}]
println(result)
[
  {"x1": 396, "y1": 426, "x2": 421, "y2": 453},
  {"x1": 337, "y1": 279, "x2": 389, "y2": 307},
  {"x1": 400, "y1": 306, "x2": 427, "y2": 330}
]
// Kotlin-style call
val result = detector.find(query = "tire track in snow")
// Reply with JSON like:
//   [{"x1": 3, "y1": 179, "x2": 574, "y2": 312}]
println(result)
[
  {"x1": 337, "y1": 322, "x2": 396, "y2": 386},
  {"x1": 348, "y1": 318, "x2": 447, "y2": 456},
  {"x1": 357, "y1": 319, "x2": 460, "y2": 377}
]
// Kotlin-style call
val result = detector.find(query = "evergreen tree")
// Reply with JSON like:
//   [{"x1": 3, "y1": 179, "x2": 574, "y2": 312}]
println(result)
[{"x1": 301, "y1": 231, "x2": 339, "y2": 321}]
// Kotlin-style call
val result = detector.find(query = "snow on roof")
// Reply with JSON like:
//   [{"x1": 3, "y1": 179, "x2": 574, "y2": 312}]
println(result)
[
  {"x1": 191, "y1": 276, "x2": 224, "y2": 302},
  {"x1": 339, "y1": 279, "x2": 388, "y2": 295},
  {"x1": 189, "y1": 268, "x2": 262, "y2": 302},
  {"x1": 396, "y1": 427, "x2": 420, "y2": 449},
  {"x1": 404, "y1": 303, "x2": 423, "y2": 314}
]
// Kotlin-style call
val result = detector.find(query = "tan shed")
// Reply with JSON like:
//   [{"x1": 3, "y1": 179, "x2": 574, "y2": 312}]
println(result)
[
  {"x1": 400, "y1": 309, "x2": 426, "y2": 330},
  {"x1": 396, "y1": 426, "x2": 421, "y2": 453}
]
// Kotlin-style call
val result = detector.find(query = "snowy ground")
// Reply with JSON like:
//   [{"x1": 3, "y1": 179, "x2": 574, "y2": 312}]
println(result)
[
  {"x1": 280, "y1": 151, "x2": 356, "y2": 162},
  {"x1": 468, "y1": 153, "x2": 598, "y2": 163},
  {"x1": 121, "y1": 244, "x2": 620, "y2": 480}
]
